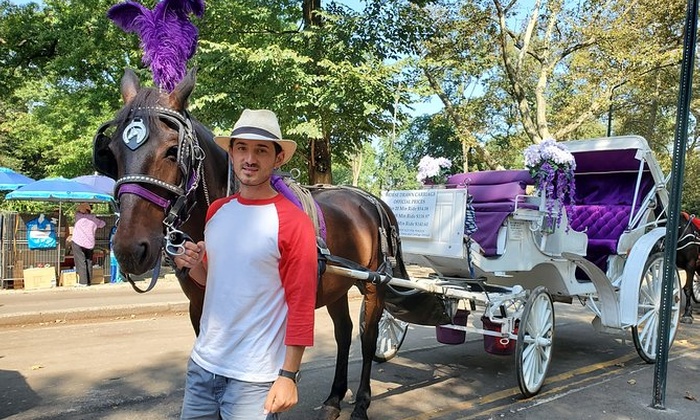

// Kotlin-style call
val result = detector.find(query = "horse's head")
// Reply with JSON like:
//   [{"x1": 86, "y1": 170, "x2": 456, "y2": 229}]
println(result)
[{"x1": 93, "y1": 68, "x2": 226, "y2": 275}]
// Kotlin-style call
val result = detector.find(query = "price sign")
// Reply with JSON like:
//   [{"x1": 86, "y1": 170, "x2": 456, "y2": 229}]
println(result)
[{"x1": 382, "y1": 190, "x2": 438, "y2": 237}]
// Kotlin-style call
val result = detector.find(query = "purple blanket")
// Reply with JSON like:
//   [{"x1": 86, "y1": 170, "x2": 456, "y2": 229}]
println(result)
[
  {"x1": 448, "y1": 170, "x2": 534, "y2": 256},
  {"x1": 271, "y1": 175, "x2": 327, "y2": 240}
]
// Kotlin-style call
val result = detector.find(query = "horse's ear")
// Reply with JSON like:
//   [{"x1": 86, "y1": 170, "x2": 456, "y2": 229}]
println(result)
[
  {"x1": 169, "y1": 67, "x2": 197, "y2": 111},
  {"x1": 121, "y1": 68, "x2": 140, "y2": 104}
]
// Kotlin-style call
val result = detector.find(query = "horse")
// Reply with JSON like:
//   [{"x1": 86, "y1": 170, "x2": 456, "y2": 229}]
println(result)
[
  {"x1": 92, "y1": 68, "x2": 425, "y2": 420},
  {"x1": 677, "y1": 211, "x2": 700, "y2": 324}
]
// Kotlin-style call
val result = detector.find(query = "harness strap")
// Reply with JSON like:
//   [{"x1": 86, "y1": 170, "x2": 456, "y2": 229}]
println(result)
[
  {"x1": 282, "y1": 177, "x2": 324, "y2": 238},
  {"x1": 678, "y1": 213, "x2": 700, "y2": 251},
  {"x1": 117, "y1": 183, "x2": 172, "y2": 209},
  {"x1": 339, "y1": 185, "x2": 399, "y2": 269},
  {"x1": 271, "y1": 174, "x2": 326, "y2": 240}
]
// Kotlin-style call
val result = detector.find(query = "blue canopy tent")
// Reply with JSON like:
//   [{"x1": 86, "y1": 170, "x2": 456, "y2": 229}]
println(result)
[
  {"x1": 5, "y1": 177, "x2": 116, "y2": 283},
  {"x1": 6, "y1": 177, "x2": 115, "y2": 203},
  {"x1": 71, "y1": 174, "x2": 116, "y2": 196},
  {"x1": 0, "y1": 167, "x2": 34, "y2": 191}
]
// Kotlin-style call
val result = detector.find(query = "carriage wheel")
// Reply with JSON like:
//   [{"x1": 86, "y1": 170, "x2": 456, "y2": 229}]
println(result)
[
  {"x1": 359, "y1": 300, "x2": 409, "y2": 363},
  {"x1": 632, "y1": 252, "x2": 681, "y2": 363},
  {"x1": 692, "y1": 272, "x2": 700, "y2": 303},
  {"x1": 515, "y1": 286, "x2": 555, "y2": 398}
]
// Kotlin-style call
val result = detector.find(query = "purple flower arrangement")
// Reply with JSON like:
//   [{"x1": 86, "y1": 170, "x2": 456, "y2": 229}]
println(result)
[
  {"x1": 523, "y1": 138, "x2": 576, "y2": 231},
  {"x1": 417, "y1": 155, "x2": 452, "y2": 185}
]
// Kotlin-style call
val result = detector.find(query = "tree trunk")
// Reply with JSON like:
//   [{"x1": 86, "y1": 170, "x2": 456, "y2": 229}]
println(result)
[
  {"x1": 303, "y1": 0, "x2": 329, "y2": 184},
  {"x1": 351, "y1": 151, "x2": 363, "y2": 186},
  {"x1": 303, "y1": 0, "x2": 322, "y2": 28},
  {"x1": 309, "y1": 136, "x2": 332, "y2": 184}
]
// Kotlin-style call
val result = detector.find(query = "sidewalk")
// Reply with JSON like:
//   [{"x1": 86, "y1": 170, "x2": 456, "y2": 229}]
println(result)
[
  {"x1": 0, "y1": 272, "x2": 368, "y2": 327},
  {"x1": 0, "y1": 274, "x2": 189, "y2": 327}
]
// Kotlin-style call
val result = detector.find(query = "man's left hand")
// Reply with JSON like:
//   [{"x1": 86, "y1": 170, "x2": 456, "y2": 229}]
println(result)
[{"x1": 263, "y1": 377, "x2": 298, "y2": 414}]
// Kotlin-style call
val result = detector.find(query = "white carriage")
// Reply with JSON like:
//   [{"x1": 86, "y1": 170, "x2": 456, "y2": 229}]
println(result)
[{"x1": 331, "y1": 135, "x2": 681, "y2": 397}]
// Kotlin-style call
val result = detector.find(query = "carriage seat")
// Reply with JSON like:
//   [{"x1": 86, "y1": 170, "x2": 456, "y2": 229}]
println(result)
[
  {"x1": 447, "y1": 170, "x2": 535, "y2": 256},
  {"x1": 565, "y1": 204, "x2": 630, "y2": 271}
]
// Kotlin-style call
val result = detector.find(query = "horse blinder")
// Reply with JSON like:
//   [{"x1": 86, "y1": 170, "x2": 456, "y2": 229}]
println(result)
[{"x1": 92, "y1": 121, "x2": 118, "y2": 180}]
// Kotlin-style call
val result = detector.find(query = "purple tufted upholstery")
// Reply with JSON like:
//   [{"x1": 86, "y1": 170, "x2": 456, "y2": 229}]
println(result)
[
  {"x1": 566, "y1": 170, "x2": 654, "y2": 274},
  {"x1": 567, "y1": 204, "x2": 630, "y2": 256}
]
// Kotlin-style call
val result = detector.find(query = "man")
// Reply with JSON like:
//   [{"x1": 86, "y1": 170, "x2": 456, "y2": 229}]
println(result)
[
  {"x1": 71, "y1": 203, "x2": 106, "y2": 286},
  {"x1": 174, "y1": 109, "x2": 318, "y2": 419}
]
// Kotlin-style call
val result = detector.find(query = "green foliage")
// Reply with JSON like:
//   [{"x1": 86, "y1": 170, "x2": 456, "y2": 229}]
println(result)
[
  {"x1": 0, "y1": 0, "x2": 695, "y2": 199},
  {"x1": 395, "y1": 113, "x2": 462, "y2": 169}
]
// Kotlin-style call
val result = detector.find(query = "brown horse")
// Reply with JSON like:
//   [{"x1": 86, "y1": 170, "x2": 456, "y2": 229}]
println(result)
[
  {"x1": 93, "y1": 68, "x2": 416, "y2": 420},
  {"x1": 677, "y1": 211, "x2": 700, "y2": 324}
]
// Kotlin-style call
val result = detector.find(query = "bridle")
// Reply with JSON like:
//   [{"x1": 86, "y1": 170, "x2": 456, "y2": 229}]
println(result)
[{"x1": 93, "y1": 105, "x2": 211, "y2": 292}]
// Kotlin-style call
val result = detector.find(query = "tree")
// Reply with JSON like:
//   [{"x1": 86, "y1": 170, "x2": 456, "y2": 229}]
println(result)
[
  {"x1": 488, "y1": 0, "x2": 685, "y2": 146},
  {"x1": 190, "y1": 0, "x2": 407, "y2": 184},
  {"x1": 0, "y1": 0, "x2": 142, "y2": 178}
]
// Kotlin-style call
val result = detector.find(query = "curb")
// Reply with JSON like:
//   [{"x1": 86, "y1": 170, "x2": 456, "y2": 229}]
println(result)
[
  {"x1": 0, "y1": 301, "x2": 189, "y2": 327},
  {"x1": 0, "y1": 266, "x2": 433, "y2": 328}
]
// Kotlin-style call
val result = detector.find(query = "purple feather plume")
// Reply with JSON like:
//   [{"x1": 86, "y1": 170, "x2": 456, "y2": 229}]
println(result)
[{"x1": 108, "y1": 0, "x2": 205, "y2": 92}]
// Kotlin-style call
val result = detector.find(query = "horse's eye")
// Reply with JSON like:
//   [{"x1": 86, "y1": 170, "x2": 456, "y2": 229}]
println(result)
[{"x1": 165, "y1": 146, "x2": 178, "y2": 161}]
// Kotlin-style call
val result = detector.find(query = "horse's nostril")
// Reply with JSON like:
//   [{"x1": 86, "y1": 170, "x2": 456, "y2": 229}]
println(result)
[
  {"x1": 114, "y1": 237, "x2": 159, "y2": 276},
  {"x1": 136, "y1": 241, "x2": 149, "y2": 263}
]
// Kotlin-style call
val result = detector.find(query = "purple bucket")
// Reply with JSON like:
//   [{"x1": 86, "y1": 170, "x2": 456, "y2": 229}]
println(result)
[
  {"x1": 482, "y1": 316, "x2": 518, "y2": 355},
  {"x1": 436, "y1": 309, "x2": 469, "y2": 345}
]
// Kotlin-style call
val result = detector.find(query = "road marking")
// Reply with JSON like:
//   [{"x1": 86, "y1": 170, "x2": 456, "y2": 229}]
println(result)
[{"x1": 399, "y1": 345, "x2": 699, "y2": 420}]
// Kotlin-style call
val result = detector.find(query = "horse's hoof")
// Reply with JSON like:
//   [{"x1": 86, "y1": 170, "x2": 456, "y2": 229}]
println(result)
[
  {"x1": 681, "y1": 316, "x2": 694, "y2": 324},
  {"x1": 316, "y1": 405, "x2": 341, "y2": 420},
  {"x1": 350, "y1": 409, "x2": 369, "y2": 420}
]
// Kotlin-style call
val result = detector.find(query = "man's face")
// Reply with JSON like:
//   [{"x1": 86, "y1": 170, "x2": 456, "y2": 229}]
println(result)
[{"x1": 229, "y1": 139, "x2": 284, "y2": 186}]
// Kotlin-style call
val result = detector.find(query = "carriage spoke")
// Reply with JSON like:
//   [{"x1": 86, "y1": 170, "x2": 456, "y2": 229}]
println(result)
[
  {"x1": 633, "y1": 253, "x2": 681, "y2": 363},
  {"x1": 516, "y1": 287, "x2": 554, "y2": 397},
  {"x1": 361, "y1": 303, "x2": 408, "y2": 362}
]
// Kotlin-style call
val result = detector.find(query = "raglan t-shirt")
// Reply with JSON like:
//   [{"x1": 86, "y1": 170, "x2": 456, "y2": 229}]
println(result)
[{"x1": 190, "y1": 193, "x2": 318, "y2": 383}]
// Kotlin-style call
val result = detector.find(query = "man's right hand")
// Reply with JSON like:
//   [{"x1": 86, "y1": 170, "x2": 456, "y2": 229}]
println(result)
[{"x1": 173, "y1": 240, "x2": 205, "y2": 270}]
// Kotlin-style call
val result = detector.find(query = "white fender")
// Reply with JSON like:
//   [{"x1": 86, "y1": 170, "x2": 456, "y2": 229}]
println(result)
[{"x1": 619, "y1": 227, "x2": 666, "y2": 326}]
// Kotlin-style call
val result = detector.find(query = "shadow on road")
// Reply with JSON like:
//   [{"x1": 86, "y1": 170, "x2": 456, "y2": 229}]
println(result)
[{"x1": 0, "y1": 369, "x2": 41, "y2": 417}]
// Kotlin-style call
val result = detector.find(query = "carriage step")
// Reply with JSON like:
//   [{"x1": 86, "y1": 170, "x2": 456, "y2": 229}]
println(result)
[
  {"x1": 551, "y1": 295, "x2": 573, "y2": 304},
  {"x1": 591, "y1": 316, "x2": 627, "y2": 336}
]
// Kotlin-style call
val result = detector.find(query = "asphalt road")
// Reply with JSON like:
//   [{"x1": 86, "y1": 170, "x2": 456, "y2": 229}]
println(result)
[{"x1": 3, "y1": 285, "x2": 700, "y2": 420}]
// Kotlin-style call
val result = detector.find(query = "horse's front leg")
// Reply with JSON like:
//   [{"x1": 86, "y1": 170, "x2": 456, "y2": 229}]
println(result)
[
  {"x1": 681, "y1": 268, "x2": 695, "y2": 324},
  {"x1": 318, "y1": 296, "x2": 353, "y2": 420},
  {"x1": 350, "y1": 287, "x2": 384, "y2": 420}
]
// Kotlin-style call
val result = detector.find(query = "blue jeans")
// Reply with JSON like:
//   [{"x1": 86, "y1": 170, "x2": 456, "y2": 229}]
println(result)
[{"x1": 181, "y1": 358, "x2": 278, "y2": 420}]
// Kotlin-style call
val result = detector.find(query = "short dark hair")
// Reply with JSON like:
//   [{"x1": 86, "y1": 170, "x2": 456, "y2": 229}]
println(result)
[{"x1": 230, "y1": 139, "x2": 283, "y2": 156}]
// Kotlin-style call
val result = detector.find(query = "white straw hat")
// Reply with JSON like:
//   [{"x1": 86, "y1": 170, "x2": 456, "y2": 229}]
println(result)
[{"x1": 214, "y1": 109, "x2": 297, "y2": 166}]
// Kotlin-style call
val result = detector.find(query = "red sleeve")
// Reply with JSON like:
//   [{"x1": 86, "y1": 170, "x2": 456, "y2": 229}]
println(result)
[{"x1": 277, "y1": 198, "x2": 318, "y2": 347}]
